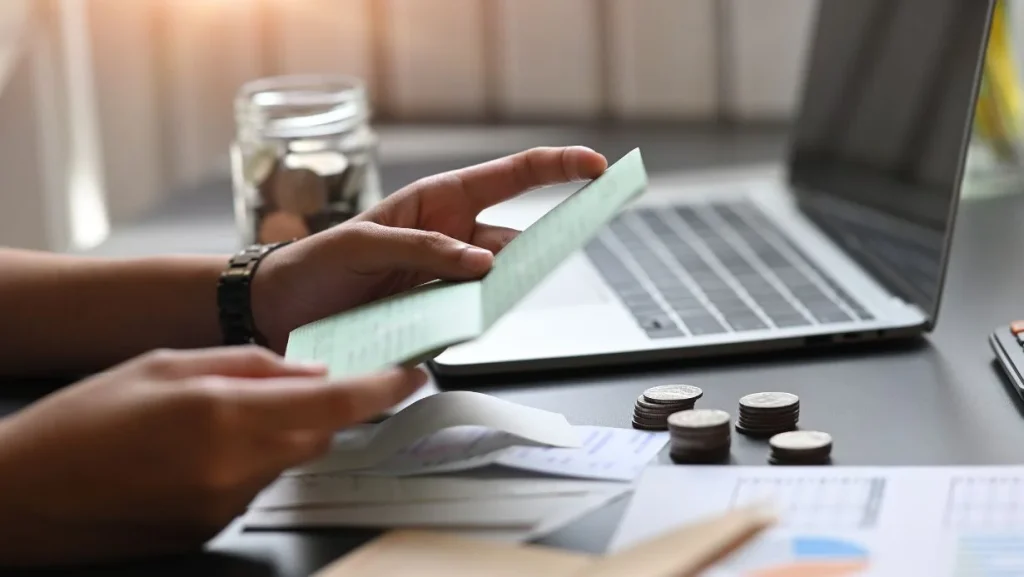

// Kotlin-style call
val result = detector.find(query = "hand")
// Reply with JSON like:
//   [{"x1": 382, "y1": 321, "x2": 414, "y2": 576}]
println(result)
[
  {"x1": 0, "y1": 346, "x2": 425, "y2": 565},
  {"x1": 252, "y1": 146, "x2": 608, "y2": 352}
]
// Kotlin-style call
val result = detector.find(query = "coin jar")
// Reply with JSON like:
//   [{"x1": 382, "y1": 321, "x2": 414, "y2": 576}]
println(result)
[{"x1": 230, "y1": 74, "x2": 382, "y2": 246}]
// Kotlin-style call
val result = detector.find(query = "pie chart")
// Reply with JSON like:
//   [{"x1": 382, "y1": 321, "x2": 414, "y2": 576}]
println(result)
[{"x1": 745, "y1": 537, "x2": 870, "y2": 577}]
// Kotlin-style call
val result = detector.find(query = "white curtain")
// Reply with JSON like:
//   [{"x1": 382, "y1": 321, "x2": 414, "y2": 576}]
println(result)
[{"x1": 0, "y1": 0, "x2": 821, "y2": 253}]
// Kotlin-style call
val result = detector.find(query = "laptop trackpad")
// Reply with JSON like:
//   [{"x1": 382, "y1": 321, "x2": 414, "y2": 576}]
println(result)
[{"x1": 515, "y1": 257, "x2": 612, "y2": 311}]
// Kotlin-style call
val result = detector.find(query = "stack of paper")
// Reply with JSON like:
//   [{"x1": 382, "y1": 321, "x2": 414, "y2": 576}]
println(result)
[{"x1": 242, "y1": 392, "x2": 668, "y2": 541}]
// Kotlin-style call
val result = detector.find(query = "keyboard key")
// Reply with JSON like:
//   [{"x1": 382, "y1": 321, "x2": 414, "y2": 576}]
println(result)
[
  {"x1": 853, "y1": 309, "x2": 875, "y2": 321},
  {"x1": 714, "y1": 301, "x2": 754, "y2": 315},
  {"x1": 761, "y1": 304, "x2": 800, "y2": 317},
  {"x1": 616, "y1": 286, "x2": 652, "y2": 298},
  {"x1": 685, "y1": 317, "x2": 727, "y2": 335},
  {"x1": 622, "y1": 294, "x2": 658, "y2": 307},
  {"x1": 668, "y1": 299, "x2": 706, "y2": 313},
  {"x1": 675, "y1": 307, "x2": 715, "y2": 319},
  {"x1": 628, "y1": 303, "x2": 666, "y2": 316},
  {"x1": 638, "y1": 315, "x2": 676, "y2": 332},
  {"x1": 645, "y1": 327, "x2": 685, "y2": 339},
  {"x1": 658, "y1": 285, "x2": 696, "y2": 298},
  {"x1": 725, "y1": 316, "x2": 768, "y2": 331},
  {"x1": 770, "y1": 314, "x2": 811, "y2": 328},
  {"x1": 812, "y1": 310, "x2": 852, "y2": 324}
]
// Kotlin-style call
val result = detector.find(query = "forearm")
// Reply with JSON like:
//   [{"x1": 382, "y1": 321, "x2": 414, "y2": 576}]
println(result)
[{"x1": 0, "y1": 249, "x2": 226, "y2": 377}]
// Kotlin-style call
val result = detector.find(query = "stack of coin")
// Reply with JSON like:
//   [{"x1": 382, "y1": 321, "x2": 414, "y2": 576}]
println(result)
[
  {"x1": 768, "y1": 430, "x2": 832, "y2": 465},
  {"x1": 631, "y1": 384, "x2": 703, "y2": 430},
  {"x1": 735, "y1": 392, "x2": 800, "y2": 437},
  {"x1": 668, "y1": 409, "x2": 732, "y2": 463}
]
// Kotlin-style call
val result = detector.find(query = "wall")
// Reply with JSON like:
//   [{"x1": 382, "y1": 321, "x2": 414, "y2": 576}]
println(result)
[{"x1": 17, "y1": 0, "x2": 1009, "y2": 253}]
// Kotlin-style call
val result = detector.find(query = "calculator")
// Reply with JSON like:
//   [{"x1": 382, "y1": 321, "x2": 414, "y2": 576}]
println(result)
[{"x1": 990, "y1": 322, "x2": 1024, "y2": 398}]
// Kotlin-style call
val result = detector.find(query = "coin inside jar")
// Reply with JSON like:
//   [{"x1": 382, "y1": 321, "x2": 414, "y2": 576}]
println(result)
[{"x1": 271, "y1": 166, "x2": 329, "y2": 216}]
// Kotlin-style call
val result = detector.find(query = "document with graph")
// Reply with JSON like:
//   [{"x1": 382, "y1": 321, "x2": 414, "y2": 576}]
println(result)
[
  {"x1": 610, "y1": 465, "x2": 1024, "y2": 577},
  {"x1": 285, "y1": 148, "x2": 648, "y2": 378}
]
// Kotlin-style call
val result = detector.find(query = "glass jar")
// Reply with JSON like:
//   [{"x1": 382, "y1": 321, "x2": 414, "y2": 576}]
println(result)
[{"x1": 230, "y1": 74, "x2": 382, "y2": 246}]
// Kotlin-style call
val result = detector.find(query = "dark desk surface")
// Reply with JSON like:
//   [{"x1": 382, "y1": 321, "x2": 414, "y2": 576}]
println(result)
[{"x1": 21, "y1": 125, "x2": 1024, "y2": 576}]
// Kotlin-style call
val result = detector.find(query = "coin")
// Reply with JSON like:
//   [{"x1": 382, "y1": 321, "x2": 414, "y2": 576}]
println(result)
[
  {"x1": 285, "y1": 150, "x2": 351, "y2": 205},
  {"x1": 666, "y1": 409, "x2": 732, "y2": 464},
  {"x1": 740, "y1": 392, "x2": 800, "y2": 411},
  {"x1": 670, "y1": 444, "x2": 731, "y2": 464},
  {"x1": 244, "y1": 146, "x2": 279, "y2": 188},
  {"x1": 258, "y1": 211, "x2": 310, "y2": 243},
  {"x1": 770, "y1": 430, "x2": 831, "y2": 452},
  {"x1": 736, "y1": 391, "x2": 801, "y2": 437},
  {"x1": 631, "y1": 387, "x2": 701, "y2": 431},
  {"x1": 769, "y1": 430, "x2": 833, "y2": 465},
  {"x1": 668, "y1": 409, "x2": 730, "y2": 429},
  {"x1": 271, "y1": 166, "x2": 329, "y2": 216},
  {"x1": 631, "y1": 418, "x2": 666, "y2": 431},
  {"x1": 643, "y1": 385, "x2": 703, "y2": 405}
]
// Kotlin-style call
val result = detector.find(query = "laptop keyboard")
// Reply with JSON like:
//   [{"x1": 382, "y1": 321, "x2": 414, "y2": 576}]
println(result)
[{"x1": 583, "y1": 201, "x2": 875, "y2": 339}]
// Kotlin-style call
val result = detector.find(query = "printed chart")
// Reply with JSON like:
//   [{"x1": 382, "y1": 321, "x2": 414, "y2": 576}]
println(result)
[
  {"x1": 724, "y1": 536, "x2": 871, "y2": 577},
  {"x1": 945, "y1": 475, "x2": 1024, "y2": 577},
  {"x1": 728, "y1": 476, "x2": 886, "y2": 530},
  {"x1": 944, "y1": 475, "x2": 1024, "y2": 531},
  {"x1": 953, "y1": 535, "x2": 1024, "y2": 577}
]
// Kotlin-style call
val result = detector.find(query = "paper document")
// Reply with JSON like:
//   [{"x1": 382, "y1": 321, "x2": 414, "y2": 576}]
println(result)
[
  {"x1": 250, "y1": 476, "x2": 624, "y2": 510},
  {"x1": 289, "y1": 424, "x2": 668, "y2": 482},
  {"x1": 609, "y1": 464, "x2": 1024, "y2": 576},
  {"x1": 288, "y1": 391, "x2": 580, "y2": 474},
  {"x1": 242, "y1": 486, "x2": 630, "y2": 538},
  {"x1": 285, "y1": 148, "x2": 648, "y2": 377}
]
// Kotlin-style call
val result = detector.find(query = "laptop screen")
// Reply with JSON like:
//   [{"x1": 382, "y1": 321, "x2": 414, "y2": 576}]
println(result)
[{"x1": 787, "y1": 0, "x2": 994, "y2": 326}]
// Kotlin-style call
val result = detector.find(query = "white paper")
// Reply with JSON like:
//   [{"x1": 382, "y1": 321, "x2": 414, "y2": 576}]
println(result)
[
  {"x1": 492, "y1": 426, "x2": 669, "y2": 482},
  {"x1": 289, "y1": 391, "x2": 580, "y2": 474},
  {"x1": 608, "y1": 465, "x2": 1024, "y2": 577},
  {"x1": 242, "y1": 487, "x2": 630, "y2": 535},
  {"x1": 324, "y1": 425, "x2": 669, "y2": 482},
  {"x1": 249, "y1": 475, "x2": 625, "y2": 510}
]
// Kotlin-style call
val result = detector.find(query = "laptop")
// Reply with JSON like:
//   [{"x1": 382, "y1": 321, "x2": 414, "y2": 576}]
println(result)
[{"x1": 430, "y1": 0, "x2": 996, "y2": 377}]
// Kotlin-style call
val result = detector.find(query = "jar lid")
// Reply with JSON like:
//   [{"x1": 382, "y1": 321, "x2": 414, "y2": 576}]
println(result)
[{"x1": 237, "y1": 74, "x2": 369, "y2": 140}]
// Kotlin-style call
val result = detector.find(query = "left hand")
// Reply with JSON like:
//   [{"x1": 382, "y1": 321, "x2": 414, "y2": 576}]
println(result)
[{"x1": 251, "y1": 146, "x2": 608, "y2": 353}]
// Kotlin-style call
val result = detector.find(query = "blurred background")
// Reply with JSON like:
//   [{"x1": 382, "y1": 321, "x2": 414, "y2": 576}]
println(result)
[{"x1": 0, "y1": 0, "x2": 1019, "y2": 255}]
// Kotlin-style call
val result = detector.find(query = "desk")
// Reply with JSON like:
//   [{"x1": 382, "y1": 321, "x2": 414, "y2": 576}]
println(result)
[{"x1": 20, "y1": 126, "x2": 1024, "y2": 576}]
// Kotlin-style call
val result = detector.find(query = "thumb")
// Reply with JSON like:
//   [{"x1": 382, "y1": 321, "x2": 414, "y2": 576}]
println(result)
[{"x1": 344, "y1": 222, "x2": 494, "y2": 279}]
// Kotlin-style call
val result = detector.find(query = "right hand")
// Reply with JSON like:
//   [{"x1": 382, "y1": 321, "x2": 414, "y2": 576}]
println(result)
[{"x1": 0, "y1": 346, "x2": 426, "y2": 566}]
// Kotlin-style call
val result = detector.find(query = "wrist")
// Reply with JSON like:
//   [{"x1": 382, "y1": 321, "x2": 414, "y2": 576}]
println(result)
[
  {"x1": 250, "y1": 246, "x2": 294, "y2": 353},
  {"x1": 217, "y1": 241, "x2": 295, "y2": 350}
]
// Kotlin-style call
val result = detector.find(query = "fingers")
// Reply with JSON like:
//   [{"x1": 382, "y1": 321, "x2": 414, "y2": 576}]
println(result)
[
  {"x1": 218, "y1": 366, "x2": 428, "y2": 433},
  {"x1": 341, "y1": 221, "x2": 495, "y2": 279},
  {"x1": 140, "y1": 346, "x2": 327, "y2": 379},
  {"x1": 251, "y1": 430, "x2": 335, "y2": 478},
  {"x1": 444, "y1": 146, "x2": 608, "y2": 214},
  {"x1": 470, "y1": 223, "x2": 521, "y2": 254}
]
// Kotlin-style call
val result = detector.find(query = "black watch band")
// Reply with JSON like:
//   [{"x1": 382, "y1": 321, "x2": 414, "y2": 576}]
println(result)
[{"x1": 217, "y1": 241, "x2": 293, "y2": 346}]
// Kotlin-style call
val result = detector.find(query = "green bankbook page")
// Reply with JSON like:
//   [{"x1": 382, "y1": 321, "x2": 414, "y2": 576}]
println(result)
[
  {"x1": 286, "y1": 281, "x2": 484, "y2": 378},
  {"x1": 284, "y1": 148, "x2": 648, "y2": 378},
  {"x1": 480, "y1": 148, "x2": 648, "y2": 327}
]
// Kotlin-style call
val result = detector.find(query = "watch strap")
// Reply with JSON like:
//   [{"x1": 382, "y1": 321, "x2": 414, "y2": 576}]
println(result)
[{"x1": 217, "y1": 241, "x2": 293, "y2": 346}]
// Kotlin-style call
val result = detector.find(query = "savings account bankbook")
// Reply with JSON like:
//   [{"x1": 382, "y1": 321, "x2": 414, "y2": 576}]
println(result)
[{"x1": 286, "y1": 148, "x2": 648, "y2": 378}]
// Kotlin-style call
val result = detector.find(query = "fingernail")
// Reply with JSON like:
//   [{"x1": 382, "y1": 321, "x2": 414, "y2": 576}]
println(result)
[{"x1": 459, "y1": 246, "x2": 493, "y2": 272}]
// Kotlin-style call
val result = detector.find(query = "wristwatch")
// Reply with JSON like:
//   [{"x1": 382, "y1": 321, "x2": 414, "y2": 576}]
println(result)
[{"x1": 217, "y1": 241, "x2": 293, "y2": 346}]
